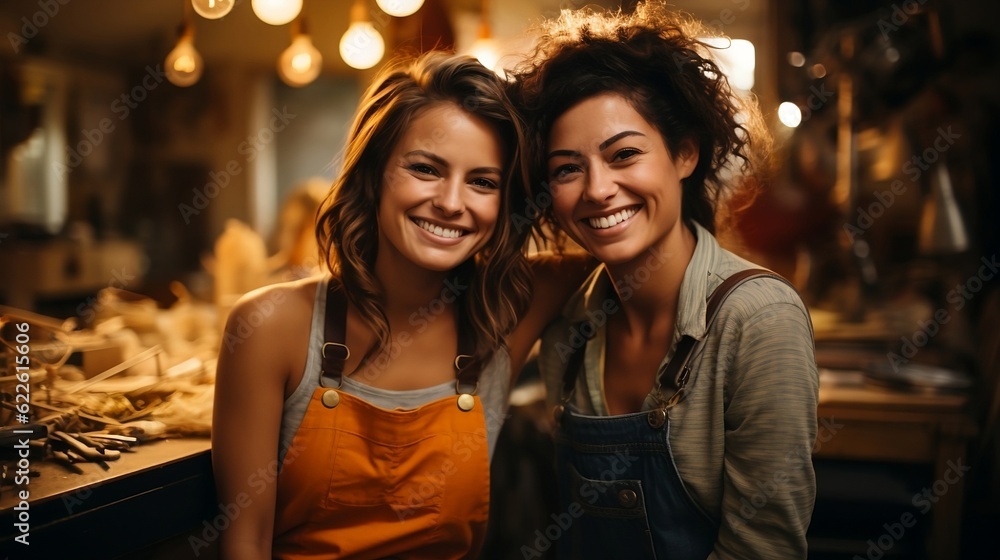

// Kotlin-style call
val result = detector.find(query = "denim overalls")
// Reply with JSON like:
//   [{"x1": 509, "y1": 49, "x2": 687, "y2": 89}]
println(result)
[{"x1": 551, "y1": 269, "x2": 777, "y2": 559}]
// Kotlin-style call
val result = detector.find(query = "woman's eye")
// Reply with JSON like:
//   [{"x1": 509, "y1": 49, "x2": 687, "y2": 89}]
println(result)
[
  {"x1": 409, "y1": 163, "x2": 437, "y2": 176},
  {"x1": 613, "y1": 148, "x2": 642, "y2": 161},
  {"x1": 550, "y1": 164, "x2": 581, "y2": 182},
  {"x1": 470, "y1": 177, "x2": 499, "y2": 190}
]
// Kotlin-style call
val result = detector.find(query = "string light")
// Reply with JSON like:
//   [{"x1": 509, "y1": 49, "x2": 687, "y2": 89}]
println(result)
[
  {"x1": 279, "y1": 19, "x2": 322, "y2": 86},
  {"x1": 165, "y1": 24, "x2": 203, "y2": 87},
  {"x1": 252, "y1": 0, "x2": 303, "y2": 26},
  {"x1": 172, "y1": 0, "x2": 418, "y2": 84},
  {"x1": 375, "y1": 0, "x2": 424, "y2": 18},
  {"x1": 339, "y1": 0, "x2": 385, "y2": 70},
  {"x1": 468, "y1": 0, "x2": 502, "y2": 76},
  {"x1": 191, "y1": 0, "x2": 234, "y2": 19}
]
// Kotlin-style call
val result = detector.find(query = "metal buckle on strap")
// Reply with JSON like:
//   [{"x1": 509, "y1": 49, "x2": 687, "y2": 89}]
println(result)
[
  {"x1": 322, "y1": 342, "x2": 350, "y2": 361},
  {"x1": 653, "y1": 364, "x2": 691, "y2": 410},
  {"x1": 320, "y1": 342, "x2": 350, "y2": 388},
  {"x1": 454, "y1": 354, "x2": 473, "y2": 371},
  {"x1": 674, "y1": 365, "x2": 692, "y2": 390}
]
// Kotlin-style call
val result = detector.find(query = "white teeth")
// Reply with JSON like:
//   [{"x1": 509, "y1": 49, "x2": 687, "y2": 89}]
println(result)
[
  {"x1": 587, "y1": 207, "x2": 638, "y2": 229},
  {"x1": 415, "y1": 219, "x2": 463, "y2": 239}
]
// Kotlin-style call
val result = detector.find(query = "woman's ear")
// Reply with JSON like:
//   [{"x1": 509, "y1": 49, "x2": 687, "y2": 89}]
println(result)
[{"x1": 674, "y1": 138, "x2": 699, "y2": 180}]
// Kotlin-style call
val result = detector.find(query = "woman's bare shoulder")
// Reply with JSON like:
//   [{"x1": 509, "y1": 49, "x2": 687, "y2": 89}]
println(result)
[
  {"x1": 220, "y1": 276, "x2": 324, "y2": 361},
  {"x1": 230, "y1": 277, "x2": 321, "y2": 324}
]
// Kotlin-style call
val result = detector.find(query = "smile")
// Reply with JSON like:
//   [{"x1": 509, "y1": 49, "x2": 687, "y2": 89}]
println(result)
[
  {"x1": 586, "y1": 206, "x2": 639, "y2": 230},
  {"x1": 413, "y1": 218, "x2": 466, "y2": 239}
]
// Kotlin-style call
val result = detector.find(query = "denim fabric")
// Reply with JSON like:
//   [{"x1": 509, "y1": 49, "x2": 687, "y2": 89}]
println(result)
[{"x1": 555, "y1": 407, "x2": 717, "y2": 559}]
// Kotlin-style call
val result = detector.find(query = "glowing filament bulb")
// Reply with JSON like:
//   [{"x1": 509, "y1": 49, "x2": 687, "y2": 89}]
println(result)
[
  {"x1": 165, "y1": 33, "x2": 203, "y2": 87},
  {"x1": 279, "y1": 34, "x2": 323, "y2": 86},
  {"x1": 191, "y1": 0, "x2": 235, "y2": 19}
]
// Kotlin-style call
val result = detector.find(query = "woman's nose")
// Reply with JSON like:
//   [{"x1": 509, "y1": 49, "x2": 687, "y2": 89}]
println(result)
[
  {"x1": 432, "y1": 179, "x2": 465, "y2": 215},
  {"x1": 582, "y1": 164, "x2": 617, "y2": 204}
]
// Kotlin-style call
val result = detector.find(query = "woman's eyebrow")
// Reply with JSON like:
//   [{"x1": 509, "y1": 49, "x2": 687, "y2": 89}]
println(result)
[
  {"x1": 547, "y1": 130, "x2": 646, "y2": 160},
  {"x1": 403, "y1": 150, "x2": 448, "y2": 168},
  {"x1": 469, "y1": 166, "x2": 502, "y2": 176},
  {"x1": 547, "y1": 148, "x2": 579, "y2": 160},
  {"x1": 403, "y1": 151, "x2": 499, "y2": 175},
  {"x1": 598, "y1": 130, "x2": 644, "y2": 151}
]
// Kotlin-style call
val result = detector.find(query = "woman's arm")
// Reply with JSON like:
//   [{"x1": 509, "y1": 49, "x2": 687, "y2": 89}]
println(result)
[
  {"x1": 212, "y1": 284, "x2": 309, "y2": 560},
  {"x1": 712, "y1": 297, "x2": 819, "y2": 559},
  {"x1": 506, "y1": 251, "x2": 596, "y2": 380}
]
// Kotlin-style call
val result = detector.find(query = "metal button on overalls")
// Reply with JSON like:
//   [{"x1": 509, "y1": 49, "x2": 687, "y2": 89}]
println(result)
[
  {"x1": 457, "y1": 393, "x2": 475, "y2": 411},
  {"x1": 647, "y1": 408, "x2": 667, "y2": 429},
  {"x1": 619, "y1": 489, "x2": 638, "y2": 508},
  {"x1": 321, "y1": 389, "x2": 340, "y2": 408},
  {"x1": 552, "y1": 404, "x2": 565, "y2": 427}
]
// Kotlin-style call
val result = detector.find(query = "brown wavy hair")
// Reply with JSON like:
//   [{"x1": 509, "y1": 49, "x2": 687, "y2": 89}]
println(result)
[
  {"x1": 512, "y1": 1, "x2": 771, "y2": 235},
  {"x1": 315, "y1": 52, "x2": 533, "y2": 372}
]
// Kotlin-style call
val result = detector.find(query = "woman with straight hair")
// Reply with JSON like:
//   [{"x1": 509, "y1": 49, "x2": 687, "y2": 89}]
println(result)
[{"x1": 213, "y1": 51, "x2": 589, "y2": 559}]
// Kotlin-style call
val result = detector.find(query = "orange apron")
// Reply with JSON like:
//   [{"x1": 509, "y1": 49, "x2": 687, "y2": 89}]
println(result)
[{"x1": 272, "y1": 282, "x2": 490, "y2": 560}]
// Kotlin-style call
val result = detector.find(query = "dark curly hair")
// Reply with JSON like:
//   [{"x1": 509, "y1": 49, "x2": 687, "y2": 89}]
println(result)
[
  {"x1": 315, "y1": 52, "x2": 533, "y2": 372},
  {"x1": 512, "y1": 1, "x2": 771, "y2": 235}
]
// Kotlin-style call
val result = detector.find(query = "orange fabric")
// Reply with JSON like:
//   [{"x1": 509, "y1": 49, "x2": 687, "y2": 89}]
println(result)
[{"x1": 273, "y1": 388, "x2": 491, "y2": 559}]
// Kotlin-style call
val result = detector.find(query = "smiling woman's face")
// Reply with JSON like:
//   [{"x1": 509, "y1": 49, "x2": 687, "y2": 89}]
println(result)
[
  {"x1": 377, "y1": 102, "x2": 504, "y2": 274},
  {"x1": 546, "y1": 92, "x2": 698, "y2": 268}
]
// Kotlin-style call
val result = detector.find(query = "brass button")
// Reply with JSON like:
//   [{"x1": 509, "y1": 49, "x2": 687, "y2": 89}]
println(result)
[
  {"x1": 647, "y1": 408, "x2": 667, "y2": 429},
  {"x1": 618, "y1": 489, "x2": 638, "y2": 508},
  {"x1": 552, "y1": 404, "x2": 565, "y2": 426},
  {"x1": 321, "y1": 390, "x2": 340, "y2": 408},
  {"x1": 457, "y1": 393, "x2": 475, "y2": 411}
]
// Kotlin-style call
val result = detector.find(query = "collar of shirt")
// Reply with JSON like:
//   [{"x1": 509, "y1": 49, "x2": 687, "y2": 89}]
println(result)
[{"x1": 561, "y1": 221, "x2": 731, "y2": 343}]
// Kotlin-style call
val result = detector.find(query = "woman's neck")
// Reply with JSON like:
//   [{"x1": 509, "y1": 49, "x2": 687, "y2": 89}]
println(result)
[
  {"x1": 604, "y1": 225, "x2": 696, "y2": 338},
  {"x1": 374, "y1": 253, "x2": 460, "y2": 324}
]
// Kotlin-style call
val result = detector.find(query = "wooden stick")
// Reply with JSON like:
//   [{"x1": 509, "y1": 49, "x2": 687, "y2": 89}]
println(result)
[{"x1": 61, "y1": 345, "x2": 163, "y2": 395}]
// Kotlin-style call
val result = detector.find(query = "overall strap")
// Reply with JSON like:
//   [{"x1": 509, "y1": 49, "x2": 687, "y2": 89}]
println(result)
[
  {"x1": 557, "y1": 268, "x2": 790, "y2": 410},
  {"x1": 454, "y1": 317, "x2": 479, "y2": 392},
  {"x1": 320, "y1": 281, "x2": 350, "y2": 387},
  {"x1": 655, "y1": 268, "x2": 789, "y2": 407},
  {"x1": 321, "y1": 279, "x2": 483, "y2": 394}
]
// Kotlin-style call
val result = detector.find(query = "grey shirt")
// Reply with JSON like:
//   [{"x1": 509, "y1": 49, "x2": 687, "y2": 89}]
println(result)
[{"x1": 539, "y1": 222, "x2": 819, "y2": 559}]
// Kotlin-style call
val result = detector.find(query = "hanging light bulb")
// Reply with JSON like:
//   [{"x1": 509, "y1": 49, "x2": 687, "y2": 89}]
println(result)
[
  {"x1": 252, "y1": 0, "x2": 302, "y2": 26},
  {"x1": 375, "y1": 0, "x2": 424, "y2": 18},
  {"x1": 279, "y1": 19, "x2": 322, "y2": 86},
  {"x1": 165, "y1": 25, "x2": 203, "y2": 87},
  {"x1": 469, "y1": 0, "x2": 502, "y2": 77},
  {"x1": 191, "y1": 0, "x2": 234, "y2": 19},
  {"x1": 339, "y1": 0, "x2": 385, "y2": 70},
  {"x1": 469, "y1": 34, "x2": 501, "y2": 75}
]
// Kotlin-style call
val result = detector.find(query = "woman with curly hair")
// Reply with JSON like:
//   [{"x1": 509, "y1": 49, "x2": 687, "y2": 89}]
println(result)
[
  {"x1": 514, "y1": 3, "x2": 819, "y2": 558},
  {"x1": 212, "y1": 51, "x2": 589, "y2": 559}
]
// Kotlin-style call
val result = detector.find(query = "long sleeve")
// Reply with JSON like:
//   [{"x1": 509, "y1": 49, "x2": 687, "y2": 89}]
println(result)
[{"x1": 710, "y1": 299, "x2": 819, "y2": 559}]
